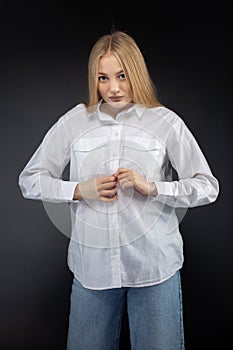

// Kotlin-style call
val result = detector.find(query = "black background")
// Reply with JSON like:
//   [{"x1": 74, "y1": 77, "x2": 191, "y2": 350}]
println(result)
[{"x1": 0, "y1": 1, "x2": 232, "y2": 349}]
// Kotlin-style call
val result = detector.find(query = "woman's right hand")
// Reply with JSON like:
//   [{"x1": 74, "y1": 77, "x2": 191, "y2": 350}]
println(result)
[{"x1": 73, "y1": 175, "x2": 118, "y2": 202}]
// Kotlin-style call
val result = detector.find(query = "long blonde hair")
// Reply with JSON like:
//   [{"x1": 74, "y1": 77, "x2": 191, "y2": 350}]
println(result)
[{"x1": 86, "y1": 30, "x2": 161, "y2": 108}]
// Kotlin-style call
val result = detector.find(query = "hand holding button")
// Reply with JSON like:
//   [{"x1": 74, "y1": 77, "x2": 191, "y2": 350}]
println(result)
[
  {"x1": 73, "y1": 175, "x2": 118, "y2": 202},
  {"x1": 114, "y1": 168, "x2": 158, "y2": 196}
]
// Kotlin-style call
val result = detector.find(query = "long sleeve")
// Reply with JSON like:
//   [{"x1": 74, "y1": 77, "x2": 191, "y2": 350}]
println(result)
[
  {"x1": 154, "y1": 116, "x2": 219, "y2": 208},
  {"x1": 18, "y1": 114, "x2": 78, "y2": 203}
]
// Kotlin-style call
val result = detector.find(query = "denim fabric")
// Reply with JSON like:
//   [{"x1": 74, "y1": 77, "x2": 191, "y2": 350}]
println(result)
[{"x1": 66, "y1": 271, "x2": 185, "y2": 350}]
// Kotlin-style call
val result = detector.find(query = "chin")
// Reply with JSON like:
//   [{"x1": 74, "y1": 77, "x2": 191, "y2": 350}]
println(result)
[{"x1": 109, "y1": 100, "x2": 129, "y2": 108}]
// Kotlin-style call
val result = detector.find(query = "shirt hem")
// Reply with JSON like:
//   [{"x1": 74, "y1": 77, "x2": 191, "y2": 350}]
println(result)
[{"x1": 69, "y1": 267, "x2": 182, "y2": 290}]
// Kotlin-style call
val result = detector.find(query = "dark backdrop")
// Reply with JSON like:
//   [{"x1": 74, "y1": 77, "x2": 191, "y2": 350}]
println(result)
[{"x1": 0, "y1": 1, "x2": 232, "y2": 349}]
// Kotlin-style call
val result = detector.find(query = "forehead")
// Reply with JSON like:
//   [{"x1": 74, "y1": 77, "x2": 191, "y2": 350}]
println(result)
[{"x1": 98, "y1": 53, "x2": 123, "y2": 73}]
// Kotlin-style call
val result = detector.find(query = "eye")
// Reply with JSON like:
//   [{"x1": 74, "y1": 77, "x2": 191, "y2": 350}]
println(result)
[
  {"x1": 118, "y1": 73, "x2": 126, "y2": 80},
  {"x1": 98, "y1": 76, "x2": 108, "y2": 82}
]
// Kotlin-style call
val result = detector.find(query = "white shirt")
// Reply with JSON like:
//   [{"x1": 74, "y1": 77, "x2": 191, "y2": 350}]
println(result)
[{"x1": 18, "y1": 102, "x2": 219, "y2": 290}]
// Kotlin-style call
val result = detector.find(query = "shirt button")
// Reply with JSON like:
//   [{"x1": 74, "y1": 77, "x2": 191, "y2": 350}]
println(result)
[{"x1": 112, "y1": 250, "x2": 118, "y2": 256}]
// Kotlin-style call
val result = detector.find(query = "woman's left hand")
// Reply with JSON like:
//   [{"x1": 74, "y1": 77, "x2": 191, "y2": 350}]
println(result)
[{"x1": 114, "y1": 168, "x2": 158, "y2": 196}]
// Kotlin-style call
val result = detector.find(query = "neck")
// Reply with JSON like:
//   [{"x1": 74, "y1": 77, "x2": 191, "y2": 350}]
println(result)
[{"x1": 100, "y1": 101, "x2": 133, "y2": 118}]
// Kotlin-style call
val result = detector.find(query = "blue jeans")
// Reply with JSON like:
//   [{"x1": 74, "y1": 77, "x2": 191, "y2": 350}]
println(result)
[{"x1": 66, "y1": 271, "x2": 185, "y2": 350}]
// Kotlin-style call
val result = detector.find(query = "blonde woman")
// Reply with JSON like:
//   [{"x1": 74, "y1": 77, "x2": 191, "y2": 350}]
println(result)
[{"x1": 19, "y1": 31, "x2": 219, "y2": 349}]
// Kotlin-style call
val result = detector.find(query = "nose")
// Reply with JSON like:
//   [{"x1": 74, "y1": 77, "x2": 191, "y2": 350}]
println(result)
[{"x1": 110, "y1": 80, "x2": 120, "y2": 95}]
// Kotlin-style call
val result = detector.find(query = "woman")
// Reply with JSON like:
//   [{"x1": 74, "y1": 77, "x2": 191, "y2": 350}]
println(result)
[{"x1": 18, "y1": 30, "x2": 219, "y2": 349}]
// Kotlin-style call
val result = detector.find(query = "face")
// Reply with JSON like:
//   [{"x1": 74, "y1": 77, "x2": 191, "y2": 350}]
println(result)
[{"x1": 97, "y1": 53, "x2": 132, "y2": 108}]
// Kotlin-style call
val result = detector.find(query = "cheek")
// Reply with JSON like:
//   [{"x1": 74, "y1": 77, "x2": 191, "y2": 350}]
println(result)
[
  {"x1": 98, "y1": 84, "x2": 107, "y2": 97},
  {"x1": 123, "y1": 82, "x2": 131, "y2": 94}
]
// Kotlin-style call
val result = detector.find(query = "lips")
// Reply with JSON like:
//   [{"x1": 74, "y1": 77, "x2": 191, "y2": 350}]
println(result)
[{"x1": 109, "y1": 96, "x2": 123, "y2": 102}]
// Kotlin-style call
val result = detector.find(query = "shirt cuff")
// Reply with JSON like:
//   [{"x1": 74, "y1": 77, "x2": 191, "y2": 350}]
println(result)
[
  {"x1": 150, "y1": 181, "x2": 173, "y2": 203},
  {"x1": 61, "y1": 181, "x2": 79, "y2": 202}
]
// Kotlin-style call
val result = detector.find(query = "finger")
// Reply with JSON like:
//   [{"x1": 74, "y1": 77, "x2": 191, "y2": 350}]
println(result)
[
  {"x1": 98, "y1": 175, "x2": 117, "y2": 184},
  {"x1": 99, "y1": 188, "x2": 118, "y2": 197},
  {"x1": 117, "y1": 172, "x2": 130, "y2": 180},
  {"x1": 114, "y1": 168, "x2": 129, "y2": 177},
  {"x1": 104, "y1": 181, "x2": 117, "y2": 189},
  {"x1": 101, "y1": 194, "x2": 118, "y2": 202},
  {"x1": 97, "y1": 181, "x2": 117, "y2": 191},
  {"x1": 118, "y1": 177, "x2": 129, "y2": 186}
]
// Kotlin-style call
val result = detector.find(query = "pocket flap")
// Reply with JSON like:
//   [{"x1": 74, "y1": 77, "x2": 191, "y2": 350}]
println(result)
[
  {"x1": 73, "y1": 137, "x2": 108, "y2": 152},
  {"x1": 124, "y1": 136, "x2": 161, "y2": 151}
]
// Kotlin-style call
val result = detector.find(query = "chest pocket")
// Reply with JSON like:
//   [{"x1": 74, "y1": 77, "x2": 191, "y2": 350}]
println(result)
[
  {"x1": 73, "y1": 137, "x2": 108, "y2": 180},
  {"x1": 121, "y1": 136, "x2": 162, "y2": 178}
]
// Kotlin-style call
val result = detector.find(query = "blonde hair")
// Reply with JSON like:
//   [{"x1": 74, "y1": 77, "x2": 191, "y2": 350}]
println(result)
[{"x1": 86, "y1": 31, "x2": 161, "y2": 109}]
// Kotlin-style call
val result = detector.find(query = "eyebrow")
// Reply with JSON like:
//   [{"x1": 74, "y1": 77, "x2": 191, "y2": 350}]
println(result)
[{"x1": 98, "y1": 70, "x2": 124, "y2": 76}]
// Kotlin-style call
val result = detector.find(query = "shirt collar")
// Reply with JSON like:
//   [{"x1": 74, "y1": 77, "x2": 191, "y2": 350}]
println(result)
[{"x1": 87, "y1": 100, "x2": 145, "y2": 120}]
